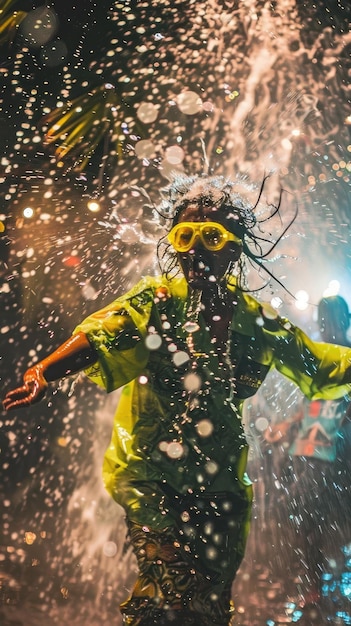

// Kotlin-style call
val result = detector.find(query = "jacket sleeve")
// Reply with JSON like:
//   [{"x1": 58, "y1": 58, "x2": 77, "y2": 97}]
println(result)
[
  {"x1": 73, "y1": 282, "x2": 155, "y2": 392},
  {"x1": 268, "y1": 321, "x2": 351, "y2": 401}
]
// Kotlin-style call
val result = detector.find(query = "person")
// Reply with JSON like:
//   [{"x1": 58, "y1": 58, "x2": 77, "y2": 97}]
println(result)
[
  {"x1": 265, "y1": 295, "x2": 351, "y2": 614},
  {"x1": 3, "y1": 174, "x2": 351, "y2": 626}
]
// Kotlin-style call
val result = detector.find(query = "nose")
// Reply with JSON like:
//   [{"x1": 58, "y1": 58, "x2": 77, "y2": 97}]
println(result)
[{"x1": 189, "y1": 234, "x2": 206, "y2": 252}]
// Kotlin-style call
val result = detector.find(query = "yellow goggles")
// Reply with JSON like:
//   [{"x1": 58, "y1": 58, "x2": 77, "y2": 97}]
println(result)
[{"x1": 167, "y1": 221, "x2": 242, "y2": 253}]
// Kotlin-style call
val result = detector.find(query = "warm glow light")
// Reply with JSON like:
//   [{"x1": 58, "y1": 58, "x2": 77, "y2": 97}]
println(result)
[
  {"x1": 87, "y1": 200, "x2": 100, "y2": 212},
  {"x1": 23, "y1": 207, "x2": 34, "y2": 218},
  {"x1": 24, "y1": 531, "x2": 37, "y2": 545}
]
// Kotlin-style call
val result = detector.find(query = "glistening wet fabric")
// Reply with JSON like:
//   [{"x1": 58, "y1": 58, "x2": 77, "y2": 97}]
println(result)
[
  {"x1": 120, "y1": 515, "x2": 238, "y2": 625},
  {"x1": 74, "y1": 274, "x2": 351, "y2": 530},
  {"x1": 72, "y1": 274, "x2": 351, "y2": 622}
]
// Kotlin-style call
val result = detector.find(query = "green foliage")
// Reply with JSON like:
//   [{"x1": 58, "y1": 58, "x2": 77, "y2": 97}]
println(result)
[
  {"x1": 42, "y1": 84, "x2": 135, "y2": 170},
  {"x1": 0, "y1": 0, "x2": 27, "y2": 46}
]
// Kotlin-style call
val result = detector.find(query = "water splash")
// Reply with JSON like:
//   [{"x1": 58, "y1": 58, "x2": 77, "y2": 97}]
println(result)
[{"x1": 1, "y1": 2, "x2": 350, "y2": 624}]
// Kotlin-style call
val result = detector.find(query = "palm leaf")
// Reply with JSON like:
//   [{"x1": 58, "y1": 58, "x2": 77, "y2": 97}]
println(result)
[
  {"x1": 73, "y1": 127, "x2": 111, "y2": 171},
  {"x1": 0, "y1": 0, "x2": 21, "y2": 11},
  {"x1": 0, "y1": 0, "x2": 27, "y2": 45},
  {"x1": 43, "y1": 85, "x2": 127, "y2": 167}
]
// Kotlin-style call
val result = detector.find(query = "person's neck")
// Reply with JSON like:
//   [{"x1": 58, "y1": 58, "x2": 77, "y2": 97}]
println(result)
[{"x1": 190, "y1": 282, "x2": 234, "y2": 324}]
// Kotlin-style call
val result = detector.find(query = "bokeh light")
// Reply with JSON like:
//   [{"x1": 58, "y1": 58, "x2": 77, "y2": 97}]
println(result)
[
  {"x1": 1, "y1": 2, "x2": 351, "y2": 625},
  {"x1": 294, "y1": 289, "x2": 309, "y2": 311},
  {"x1": 23, "y1": 207, "x2": 34, "y2": 218}
]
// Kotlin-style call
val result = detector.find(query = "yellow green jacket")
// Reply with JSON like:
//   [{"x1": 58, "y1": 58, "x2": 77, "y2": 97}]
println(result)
[{"x1": 74, "y1": 275, "x2": 351, "y2": 525}]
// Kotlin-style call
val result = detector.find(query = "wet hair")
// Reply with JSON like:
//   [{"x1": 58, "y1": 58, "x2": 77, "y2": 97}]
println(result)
[
  {"x1": 156, "y1": 173, "x2": 297, "y2": 293},
  {"x1": 318, "y1": 295, "x2": 350, "y2": 342},
  {"x1": 166, "y1": 174, "x2": 256, "y2": 237}
]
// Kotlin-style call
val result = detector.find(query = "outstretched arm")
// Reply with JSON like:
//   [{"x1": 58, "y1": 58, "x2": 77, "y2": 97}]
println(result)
[
  {"x1": 3, "y1": 331, "x2": 97, "y2": 411},
  {"x1": 264, "y1": 408, "x2": 303, "y2": 443}
]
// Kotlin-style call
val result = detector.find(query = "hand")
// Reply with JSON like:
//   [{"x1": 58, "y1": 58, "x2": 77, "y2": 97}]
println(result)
[
  {"x1": 3, "y1": 365, "x2": 48, "y2": 411},
  {"x1": 264, "y1": 421, "x2": 291, "y2": 443}
]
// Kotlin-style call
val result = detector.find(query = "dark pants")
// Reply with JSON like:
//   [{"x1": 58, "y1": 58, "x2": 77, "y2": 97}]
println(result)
[{"x1": 120, "y1": 484, "x2": 253, "y2": 625}]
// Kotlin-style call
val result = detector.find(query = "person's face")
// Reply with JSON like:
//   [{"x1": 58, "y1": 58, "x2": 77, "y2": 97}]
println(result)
[{"x1": 174, "y1": 200, "x2": 243, "y2": 290}]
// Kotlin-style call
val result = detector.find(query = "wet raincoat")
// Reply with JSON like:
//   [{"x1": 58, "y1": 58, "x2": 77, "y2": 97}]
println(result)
[{"x1": 74, "y1": 275, "x2": 351, "y2": 529}]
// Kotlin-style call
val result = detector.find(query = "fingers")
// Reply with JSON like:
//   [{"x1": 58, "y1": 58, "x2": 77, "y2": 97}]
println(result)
[
  {"x1": 3, "y1": 386, "x2": 32, "y2": 411},
  {"x1": 2, "y1": 383, "x2": 43, "y2": 411},
  {"x1": 3, "y1": 397, "x2": 30, "y2": 411},
  {"x1": 3, "y1": 367, "x2": 49, "y2": 412}
]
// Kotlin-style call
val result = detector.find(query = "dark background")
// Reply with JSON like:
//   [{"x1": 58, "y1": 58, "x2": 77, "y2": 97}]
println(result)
[{"x1": 0, "y1": 1, "x2": 350, "y2": 624}]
